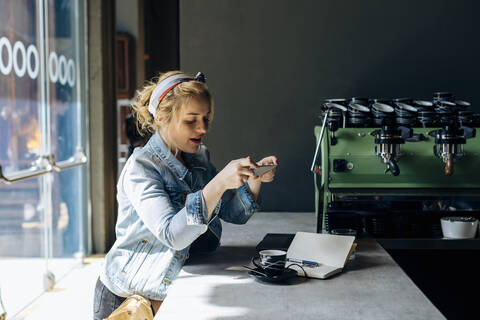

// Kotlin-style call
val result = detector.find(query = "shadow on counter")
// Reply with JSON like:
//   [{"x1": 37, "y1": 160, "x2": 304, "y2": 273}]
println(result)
[{"x1": 382, "y1": 246, "x2": 480, "y2": 320}]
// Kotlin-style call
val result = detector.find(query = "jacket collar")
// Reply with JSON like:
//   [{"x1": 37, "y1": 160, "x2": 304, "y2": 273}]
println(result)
[
  {"x1": 148, "y1": 132, "x2": 207, "y2": 180},
  {"x1": 149, "y1": 132, "x2": 189, "y2": 180}
]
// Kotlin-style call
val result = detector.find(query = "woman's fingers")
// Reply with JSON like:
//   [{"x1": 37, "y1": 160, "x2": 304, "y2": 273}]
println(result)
[
  {"x1": 238, "y1": 166, "x2": 255, "y2": 177},
  {"x1": 237, "y1": 156, "x2": 258, "y2": 169},
  {"x1": 257, "y1": 156, "x2": 277, "y2": 183},
  {"x1": 241, "y1": 174, "x2": 250, "y2": 184},
  {"x1": 260, "y1": 169, "x2": 275, "y2": 178},
  {"x1": 217, "y1": 155, "x2": 280, "y2": 189},
  {"x1": 257, "y1": 156, "x2": 278, "y2": 166}
]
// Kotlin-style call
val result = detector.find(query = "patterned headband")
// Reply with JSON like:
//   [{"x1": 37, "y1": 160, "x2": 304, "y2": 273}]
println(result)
[{"x1": 148, "y1": 72, "x2": 206, "y2": 118}]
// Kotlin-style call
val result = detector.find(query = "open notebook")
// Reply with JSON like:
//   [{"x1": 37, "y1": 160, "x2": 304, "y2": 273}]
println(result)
[{"x1": 286, "y1": 232, "x2": 356, "y2": 279}]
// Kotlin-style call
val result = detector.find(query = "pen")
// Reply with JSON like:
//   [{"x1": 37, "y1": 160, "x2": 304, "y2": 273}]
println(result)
[{"x1": 286, "y1": 258, "x2": 319, "y2": 267}]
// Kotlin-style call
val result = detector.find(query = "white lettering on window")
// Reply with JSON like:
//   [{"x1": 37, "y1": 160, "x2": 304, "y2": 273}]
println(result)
[
  {"x1": 48, "y1": 51, "x2": 58, "y2": 83},
  {"x1": 0, "y1": 36, "x2": 13, "y2": 75},
  {"x1": 13, "y1": 41, "x2": 27, "y2": 77},
  {"x1": 0, "y1": 37, "x2": 75, "y2": 87},
  {"x1": 27, "y1": 44, "x2": 39, "y2": 79}
]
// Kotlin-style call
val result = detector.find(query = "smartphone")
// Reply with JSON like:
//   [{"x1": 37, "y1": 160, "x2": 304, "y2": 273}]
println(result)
[{"x1": 253, "y1": 165, "x2": 277, "y2": 176}]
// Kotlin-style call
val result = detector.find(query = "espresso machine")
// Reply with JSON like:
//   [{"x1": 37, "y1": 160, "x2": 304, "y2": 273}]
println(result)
[{"x1": 311, "y1": 93, "x2": 480, "y2": 243}]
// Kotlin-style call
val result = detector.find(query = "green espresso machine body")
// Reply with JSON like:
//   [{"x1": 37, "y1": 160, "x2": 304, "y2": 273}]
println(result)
[{"x1": 313, "y1": 126, "x2": 480, "y2": 235}]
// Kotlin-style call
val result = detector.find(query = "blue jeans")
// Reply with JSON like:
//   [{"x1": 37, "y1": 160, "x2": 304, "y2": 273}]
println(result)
[{"x1": 93, "y1": 278, "x2": 127, "y2": 320}]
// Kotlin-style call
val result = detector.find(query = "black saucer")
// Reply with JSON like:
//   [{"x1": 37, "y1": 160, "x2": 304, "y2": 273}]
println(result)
[{"x1": 248, "y1": 268, "x2": 298, "y2": 283}]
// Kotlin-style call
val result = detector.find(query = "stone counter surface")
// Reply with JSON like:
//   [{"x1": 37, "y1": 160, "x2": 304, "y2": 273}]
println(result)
[{"x1": 155, "y1": 212, "x2": 445, "y2": 320}]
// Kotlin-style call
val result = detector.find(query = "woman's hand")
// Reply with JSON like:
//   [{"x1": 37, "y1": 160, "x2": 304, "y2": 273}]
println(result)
[
  {"x1": 255, "y1": 156, "x2": 278, "y2": 183},
  {"x1": 215, "y1": 156, "x2": 259, "y2": 190},
  {"x1": 203, "y1": 156, "x2": 258, "y2": 217}
]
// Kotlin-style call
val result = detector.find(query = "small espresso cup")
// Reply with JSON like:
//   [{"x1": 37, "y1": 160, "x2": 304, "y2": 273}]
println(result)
[{"x1": 252, "y1": 250, "x2": 287, "y2": 277}]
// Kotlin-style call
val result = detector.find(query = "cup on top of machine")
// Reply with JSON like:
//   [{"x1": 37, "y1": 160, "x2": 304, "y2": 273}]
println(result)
[{"x1": 440, "y1": 217, "x2": 478, "y2": 239}]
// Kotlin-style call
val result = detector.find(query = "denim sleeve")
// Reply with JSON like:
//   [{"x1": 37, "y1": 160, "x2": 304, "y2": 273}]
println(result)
[
  {"x1": 217, "y1": 183, "x2": 260, "y2": 224},
  {"x1": 185, "y1": 190, "x2": 222, "y2": 225},
  {"x1": 202, "y1": 147, "x2": 260, "y2": 224},
  {"x1": 123, "y1": 159, "x2": 208, "y2": 251}
]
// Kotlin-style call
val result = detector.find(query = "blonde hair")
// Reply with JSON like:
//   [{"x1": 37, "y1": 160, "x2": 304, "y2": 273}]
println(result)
[{"x1": 131, "y1": 70, "x2": 214, "y2": 151}]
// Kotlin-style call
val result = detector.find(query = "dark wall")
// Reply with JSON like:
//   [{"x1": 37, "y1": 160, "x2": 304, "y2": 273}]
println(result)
[
  {"x1": 144, "y1": 0, "x2": 179, "y2": 78},
  {"x1": 179, "y1": 0, "x2": 480, "y2": 212}
]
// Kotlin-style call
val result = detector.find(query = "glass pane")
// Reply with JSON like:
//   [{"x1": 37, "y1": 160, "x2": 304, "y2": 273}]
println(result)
[
  {"x1": 48, "y1": 0, "x2": 82, "y2": 163},
  {"x1": 0, "y1": 0, "x2": 46, "y2": 317},
  {"x1": 0, "y1": 0, "x2": 42, "y2": 174},
  {"x1": 0, "y1": 178, "x2": 45, "y2": 317},
  {"x1": 0, "y1": 0, "x2": 88, "y2": 317},
  {"x1": 50, "y1": 168, "x2": 83, "y2": 258},
  {"x1": 46, "y1": 0, "x2": 86, "y2": 266}
]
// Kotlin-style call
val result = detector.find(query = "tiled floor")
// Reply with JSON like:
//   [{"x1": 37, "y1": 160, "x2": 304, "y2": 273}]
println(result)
[{"x1": 9, "y1": 255, "x2": 104, "y2": 320}]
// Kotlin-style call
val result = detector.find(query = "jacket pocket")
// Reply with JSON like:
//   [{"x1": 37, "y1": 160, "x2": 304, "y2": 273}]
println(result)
[
  {"x1": 127, "y1": 240, "x2": 155, "y2": 290},
  {"x1": 121, "y1": 239, "x2": 149, "y2": 275}
]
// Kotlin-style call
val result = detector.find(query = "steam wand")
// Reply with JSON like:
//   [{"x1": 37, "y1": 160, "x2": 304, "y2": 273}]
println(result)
[{"x1": 310, "y1": 108, "x2": 330, "y2": 173}]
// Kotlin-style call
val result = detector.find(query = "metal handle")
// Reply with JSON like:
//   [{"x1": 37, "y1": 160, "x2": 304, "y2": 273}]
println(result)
[
  {"x1": 0, "y1": 156, "x2": 53, "y2": 184},
  {"x1": 0, "y1": 166, "x2": 52, "y2": 184},
  {"x1": 445, "y1": 156, "x2": 454, "y2": 176},
  {"x1": 52, "y1": 148, "x2": 88, "y2": 171},
  {"x1": 0, "y1": 149, "x2": 88, "y2": 184},
  {"x1": 387, "y1": 158, "x2": 400, "y2": 176}
]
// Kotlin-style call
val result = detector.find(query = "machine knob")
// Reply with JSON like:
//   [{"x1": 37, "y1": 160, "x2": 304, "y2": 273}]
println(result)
[
  {"x1": 460, "y1": 126, "x2": 476, "y2": 139},
  {"x1": 398, "y1": 126, "x2": 413, "y2": 140},
  {"x1": 333, "y1": 159, "x2": 348, "y2": 172},
  {"x1": 406, "y1": 133, "x2": 426, "y2": 142}
]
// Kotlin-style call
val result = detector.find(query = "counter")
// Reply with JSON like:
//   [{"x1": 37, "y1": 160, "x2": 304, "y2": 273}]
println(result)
[{"x1": 154, "y1": 212, "x2": 445, "y2": 319}]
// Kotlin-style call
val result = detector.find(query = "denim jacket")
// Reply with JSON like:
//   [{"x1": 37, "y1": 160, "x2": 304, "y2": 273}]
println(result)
[{"x1": 100, "y1": 132, "x2": 259, "y2": 300}]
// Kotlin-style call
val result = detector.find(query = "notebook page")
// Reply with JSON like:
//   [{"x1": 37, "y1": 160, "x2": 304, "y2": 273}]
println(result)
[
  {"x1": 287, "y1": 232, "x2": 355, "y2": 268},
  {"x1": 286, "y1": 262, "x2": 340, "y2": 279}
]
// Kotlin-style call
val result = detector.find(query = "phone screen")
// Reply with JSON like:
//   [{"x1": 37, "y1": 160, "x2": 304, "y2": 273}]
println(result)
[{"x1": 253, "y1": 165, "x2": 277, "y2": 176}]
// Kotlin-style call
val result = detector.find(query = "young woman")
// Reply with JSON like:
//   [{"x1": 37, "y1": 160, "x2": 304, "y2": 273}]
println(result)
[{"x1": 93, "y1": 71, "x2": 277, "y2": 319}]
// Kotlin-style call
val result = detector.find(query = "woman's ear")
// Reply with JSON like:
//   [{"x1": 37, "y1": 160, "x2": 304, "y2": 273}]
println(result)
[{"x1": 154, "y1": 115, "x2": 165, "y2": 127}]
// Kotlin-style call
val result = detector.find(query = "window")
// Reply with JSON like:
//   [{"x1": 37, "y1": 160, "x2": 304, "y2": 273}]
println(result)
[{"x1": 0, "y1": 0, "x2": 88, "y2": 317}]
